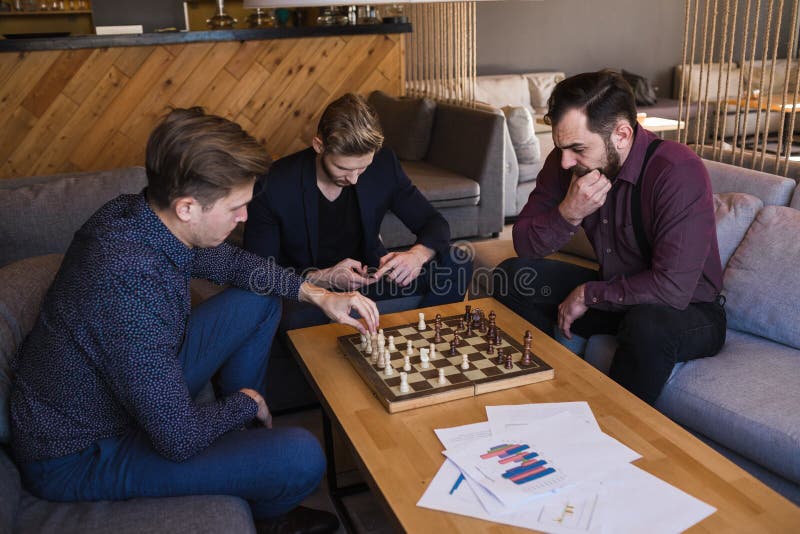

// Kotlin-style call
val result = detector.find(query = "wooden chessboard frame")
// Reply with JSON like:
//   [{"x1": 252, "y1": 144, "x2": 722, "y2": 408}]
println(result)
[{"x1": 337, "y1": 314, "x2": 554, "y2": 413}]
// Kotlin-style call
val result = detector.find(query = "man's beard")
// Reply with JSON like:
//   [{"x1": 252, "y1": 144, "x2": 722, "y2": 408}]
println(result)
[{"x1": 572, "y1": 136, "x2": 622, "y2": 179}]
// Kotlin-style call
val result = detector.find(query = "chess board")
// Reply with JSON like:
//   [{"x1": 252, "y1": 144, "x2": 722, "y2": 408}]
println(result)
[{"x1": 337, "y1": 314, "x2": 554, "y2": 413}]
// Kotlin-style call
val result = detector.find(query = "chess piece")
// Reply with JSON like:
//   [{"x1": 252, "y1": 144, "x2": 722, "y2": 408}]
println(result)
[
  {"x1": 399, "y1": 371, "x2": 410, "y2": 393},
  {"x1": 465, "y1": 320, "x2": 473, "y2": 337},
  {"x1": 377, "y1": 348, "x2": 385, "y2": 369},
  {"x1": 471, "y1": 308, "x2": 481, "y2": 329},
  {"x1": 449, "y1": 339, "x2": 457, "y2": 356},
  {"x1": 384, "y1": 359, "x2": 394, "y2": 376},
  {"x1": 461, "y1": 354, "x2": 469, "y2": 370},
  {"x1": 365, "y1": 341, "x2": 372, "y2": 355},
  {"x1": 406, "y1": 343, "x2": 414, "y2": 357},
  {"x1": 464, "y1": 305, "x2": 471, "y2": 324},
  {"x1": 429, "y1": 343, "x2": 436, "y2": 360},
  {"x1": 453, "y1": 331, "x2": 461, "y2": 346},
  {"x1": 458, "y1": 317, "x2": 465, "y2": 331},
  {"x1": 494, "y1": 328, "x2": 502, "y2": 346},
  {"x1": 403, "y1": 355, "x2": 412, "y2": 372},
  {"x1": 487, "y1": 336, "x2": 495, "y2": 354},
  {"x1": 521, "y1": 330, "x2": 533, "y2": 367},
  {"x1": 418, "y1": 312, "x2": 426, "y2": 331},
  {"x1": 435, "y1": 313, "x2": 442, "y2": 326},
  {"x1": 438, "y1": 368, "x2": 446, "y2": 385},
  {"x1": 359, "y1": 334, "x2": 367, "y2": 351},
  {"x1": 388, "y1": 335, "x2": 396, "y2": 352},
  {"x1": 496, "y1": 347, "x2": 505, "y2": 366},
  {"x1": 420, "y1": 348, "x2": 430, "y2": 369},
  {"x1": 524, "y1": 330, "x2": 532, "y2": 348},
  {"x1": 371, "y1": 350, "x2": 378, "y2": 365},
  {"x1": 434, "y1": 322, "x2": 442, "y2": 343},
  {"x1": 505, "y1": 353, "x2": 514, "y2": 370}
]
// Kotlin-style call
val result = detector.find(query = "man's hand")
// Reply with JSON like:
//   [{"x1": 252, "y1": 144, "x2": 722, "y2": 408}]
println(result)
[
  {"x1": 373, "y1": 245, "x2": 434, "y2": 287},
  {"x1": 240, "y1": 388, "x2": 272, "y2": 429},
  {"x1": 558, "y1": 284, "x2": 589, "y2": 340},
  {"x1": 558, "y1": 170, "x2": 612, "y2": 226},
  {"x1": 299, "y1": 282, "x2": 379, "y2": 335},
  {"x1": 305, "y1": 258, "x2": 376, "y2": 291}
]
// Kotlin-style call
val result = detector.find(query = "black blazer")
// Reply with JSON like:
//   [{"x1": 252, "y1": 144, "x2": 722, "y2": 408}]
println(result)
[{"x1": 244, "y1": 147, "x2": 450, "y2": 271}]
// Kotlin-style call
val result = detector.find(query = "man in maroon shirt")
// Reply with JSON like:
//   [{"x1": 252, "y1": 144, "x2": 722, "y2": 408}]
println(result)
[{"x1": 495, "y1": 71, "x2": 726, "y2": 404}]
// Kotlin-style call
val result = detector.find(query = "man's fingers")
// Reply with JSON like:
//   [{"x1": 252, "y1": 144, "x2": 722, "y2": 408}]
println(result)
[
  {"x1": 338, "y1": 314, "x2": 368, "y2": 335},
  {"x1": 373, "y1": 258, "x2": 397, "y2": 280},
  {"x1": 348, "y1": 294, "x2": 379, "y2": 333}
]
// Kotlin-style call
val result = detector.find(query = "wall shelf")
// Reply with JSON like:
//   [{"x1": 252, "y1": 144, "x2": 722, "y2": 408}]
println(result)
[{"x1": 0, "y1": 10, "x2": 92, "y2": 16}]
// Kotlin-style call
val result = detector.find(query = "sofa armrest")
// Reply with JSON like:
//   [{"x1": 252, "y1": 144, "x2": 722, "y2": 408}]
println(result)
[{"x1": 424, "y1": 102, "x2": 505, "y2": 235}]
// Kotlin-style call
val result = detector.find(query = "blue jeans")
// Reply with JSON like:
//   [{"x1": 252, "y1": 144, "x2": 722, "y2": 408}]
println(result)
[{"x1": 19, "y1": 288, "x2": 325, "y2": 519}]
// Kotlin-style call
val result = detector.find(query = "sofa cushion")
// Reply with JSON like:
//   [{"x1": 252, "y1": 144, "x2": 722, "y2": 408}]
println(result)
[
  {"x1": 502, "y1": 106, "x2": 541, "y2": 167},
  {"x1": 367, "y1": 91, "x2": 436, "y2": 161},
  {"x1": 703, "y1": 158, "x2": 795, "y2": 206},
  {"x1": 0, "y1": 255, "x2": 63, "y2": 444},
  {"x1": 1, "y1": 448, "x2": 21, "y2": 532},
  {"x1": 399, "y1": 160, "x2": 479, "y2": 209},
  {"x1": 723, "y1": 206, "x2": 800, "y2": 349},
  {"x1": 0, "y1": 168, "x2": 147, "y2": 268},
  {"x1": 656, "y1": 329, "x2": 800, "y2": 485},
  {"x1": 525, "y1": 72, "x2": 566, "y2": 113},
  {"x1": 475, "y1": 74, "x2": 533, "y2": 114},
  {"x1": 791, "y1": 186, "x2": 800, "y2": 210},
  {"x1": 517, "y1": 163, "x2": 540, "y2": 185},
  {"x1": 15, "y1": 492, "x2": 255, "y2": 534},
  {"x1": 713, "y1": 192, "x2": 763, "y2": 267}
]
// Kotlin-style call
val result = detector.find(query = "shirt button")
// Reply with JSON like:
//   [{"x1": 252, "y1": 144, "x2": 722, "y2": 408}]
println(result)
[
  {"x1": 592, "y1": 297, "x2": 598, "y2": 303},
  {"x1": 603, "y1": 218, "x2": 608, "y2": 224},
  {"x1": 606, "y1": 248, "x2": 612, "y2": 254},
  {"x1": 618, "y1": 297, "x2": 623, "y2": 302},
  {"x1": 569, "y1": 231, "x2": 575, "y2": 236}
]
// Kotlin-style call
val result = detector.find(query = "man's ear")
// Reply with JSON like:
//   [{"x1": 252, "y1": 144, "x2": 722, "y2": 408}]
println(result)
[
  {"x1": 613, "y1": 119, "x2": 635, "y2": 150},
  {"x1": 312, "y1": 136, "x2": 324, "y2": 155},
  {"x1": 172, "y1": 197, "x2": 197, "y2": 223}
]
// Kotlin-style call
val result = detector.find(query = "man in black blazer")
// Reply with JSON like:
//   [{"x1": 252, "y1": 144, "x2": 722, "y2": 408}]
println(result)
[{"x1": 244, "y1": 93, "x2": 471, "y2": 331}]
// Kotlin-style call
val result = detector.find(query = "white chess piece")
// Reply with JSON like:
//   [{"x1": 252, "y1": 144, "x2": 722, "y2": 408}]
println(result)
[
  {"x1": 429, "y1": 343, "x2": 436, "y2": 360},
  {"x1": 399, "y1": 371, "x2": 410, "y2": 393},
  {"x1": 371, "y1": 350, "x2": 378, "y2": 365},
  {"x1": 365, "y1": 341, "x2": 372, "y2": 355},
  {"x1": 377, "y1": 348, "x2": 386, "y2": 369},
  {"x1": 384, "y1": 359, "x2": 394, "y2": 376},
  {"x1": 461, "y1": 354, "x2": 469, "y2": 370},
  {"x1": 420, "y1": 348, "x2": 430, "y2": 369},
  {"x1": 438, "y1": 368, "x2": 446, "y2": 385},
  {"x1": 359, "y1": 334, "x2": 367, "y2": 351},
  {"x1": 388, "y1": 335, "x2": 396, "y2": 352},
  {"x1": 406, "y1": 344, "x2": 414, "y2": 357},
  {"x1": 418, "y1": 312, "x2": 426, "y2": 331},
  {"x1": 403, "y1": 355, "x2": 412, "y2": 372}
]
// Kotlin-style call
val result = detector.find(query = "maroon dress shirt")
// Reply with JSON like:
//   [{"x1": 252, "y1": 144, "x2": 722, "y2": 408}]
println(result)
[{"x1": 513, "y1": 126, "x2": 723, "y2": 311}]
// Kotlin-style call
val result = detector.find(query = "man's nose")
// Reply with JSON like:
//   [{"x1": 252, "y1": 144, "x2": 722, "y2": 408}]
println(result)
[
  {"x1": 347, "y1": 172, "x2": 359, "y2": 185},
  {"x1": 561, "y1": 152, "x2": 576, "y2": 170}
]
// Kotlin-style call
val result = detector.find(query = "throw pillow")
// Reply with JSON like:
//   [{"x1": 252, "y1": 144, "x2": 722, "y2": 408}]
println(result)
[
  {"x1": 502, "y1": 106, "x2": 541, "y2": 166},
  {"x1": 367, "y1": 91, "x2": 436, "y2": 161},
  {"x1": 723, "y1": 206, "x2": 800, "y2": 350},
  {"x1": 0, "y1": 254, "x2": 63, "y2": 443},
  {"x1": 713, "y1": 192, "x2": 763, "y2": 267},
  {"x1": 527, "y1": 73, "x2": 565, "y2": 112}
]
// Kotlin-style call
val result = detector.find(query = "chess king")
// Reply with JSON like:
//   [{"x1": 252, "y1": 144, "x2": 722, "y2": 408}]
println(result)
[{"x1": 244, "y1": 93, "x2": 474, "y2": 352}]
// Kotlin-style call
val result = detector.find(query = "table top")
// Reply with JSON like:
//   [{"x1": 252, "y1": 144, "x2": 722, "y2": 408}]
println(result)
[
  {"x1": 638, "y1": 116, "x2": 685, "y2": 132},
  {"x1": 725, "y1": 94, "x2": 800, "y2": 113},
  {"x1": 287, "y1": 298, "x2": 799, "y2": 533}
]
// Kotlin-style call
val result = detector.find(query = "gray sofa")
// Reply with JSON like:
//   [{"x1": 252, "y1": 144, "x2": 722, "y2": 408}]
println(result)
[
  {"x1": 0, "y1": 168, "x2": 258, "y2": 533},
  {"x1": 368, "y1": 91, "x2": 505, "y2": 247},
  {"x1": 467, "y1": 157, "x2": 800, "y2": 506}
]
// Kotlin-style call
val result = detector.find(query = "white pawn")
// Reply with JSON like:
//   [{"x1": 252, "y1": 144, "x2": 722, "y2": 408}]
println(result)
[
  {"x1": 420, "y1": 348, "x2": 430, "y2": 369},
  {"x1": 429, "y1": 343, "x2": 436, "y2": 360},
  {"x1": 399, "y1": 371, "x2": 410, "y2": 393},
  {"x1": 365, "y1": 341, "x2": 372, "y2": 355},
  {"x1": 371, "y1": 349, "x2": 378, "y2": 365},
  {"x1": 359, "y1": 334, "x2": 367, "y2": 351},
  {"x1": 461, "y1": 354, "x2": 469, "y2": 370},
  {"x1": 388, "y1": 335, "x2": 396, "y2": 352},
  {"x1": 438, "y1": 368, "x2": 446, "y2": 385},
  {"x1": 406, "y1": 344, "x2": 414, "y2": 357},
  {"x1": 403, "y1": 355, "x2": 412, "y2": 372},
  {"x1": 377, "y1": 348, "x2": 386, "y2": 369},
  {"x1": 418, "y1": 312, "x2": 426, "y2": 331},
  {"x1": 384, "y1": 359, "x2": 394, "y2": 376}
]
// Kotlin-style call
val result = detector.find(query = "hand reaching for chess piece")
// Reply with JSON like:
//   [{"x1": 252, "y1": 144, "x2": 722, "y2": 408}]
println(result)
[{"x1": 300, "y1": 282, "x2": 379, "y2": 335}]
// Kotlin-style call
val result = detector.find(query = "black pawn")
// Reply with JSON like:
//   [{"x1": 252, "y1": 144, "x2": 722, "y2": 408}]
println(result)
[
  {"x1": 496, "y1": 347, "x2": 505, "y2": 366},
  {"x1": 505, "y1": 353, "x2": 514, "y2": 370},
  {"x1": 487, "y1": 337, "x2": 495, "y2": 354},
  {"x1": 464, "y1": 305, "x2": 471, "y2": 324},
  {"x1": 450, "y1": 339, "x2": 458, "y2": 356}
]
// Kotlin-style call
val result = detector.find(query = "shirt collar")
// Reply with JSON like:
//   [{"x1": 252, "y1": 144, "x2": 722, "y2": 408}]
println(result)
[
  {"x1": 137, "y1": 190, "x2": 194, "y2": 271},
  {"x1": 614, "y1": 124, "x2": 657, "y2": 185}
]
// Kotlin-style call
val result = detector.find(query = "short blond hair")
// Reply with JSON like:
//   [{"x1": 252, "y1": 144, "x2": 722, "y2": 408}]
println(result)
[{"x1": 317, "y1": 93, "x2": 384, "y2": 156}]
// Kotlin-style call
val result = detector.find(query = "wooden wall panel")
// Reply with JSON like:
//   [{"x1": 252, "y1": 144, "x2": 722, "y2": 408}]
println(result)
[{"x1": 0, "y1": 33, "x2": 405, "y2": 179}]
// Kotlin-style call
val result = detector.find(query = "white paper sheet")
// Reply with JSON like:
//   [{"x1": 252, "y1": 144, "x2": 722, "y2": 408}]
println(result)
[{"x1": 486, "y1": 402, "x2": 601, "y2": 435}]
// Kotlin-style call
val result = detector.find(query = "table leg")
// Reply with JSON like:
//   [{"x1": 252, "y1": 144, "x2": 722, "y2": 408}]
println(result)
[{"x1": 322, "y1": 410, "x2": 369, "y2": 533}]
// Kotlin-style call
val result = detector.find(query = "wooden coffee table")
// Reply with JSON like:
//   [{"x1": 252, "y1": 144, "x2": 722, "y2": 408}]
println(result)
[{"x1": 287, "y1": 298, "x2": 799, "y2": 532}]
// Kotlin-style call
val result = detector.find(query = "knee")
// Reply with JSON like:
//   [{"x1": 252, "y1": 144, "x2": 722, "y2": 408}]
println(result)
[
  {"x1": 281, "y1": 428, "x2": 325, "y2": 492},
  {"x1": 618, "y1": 305, "x2": 675, "y2": 348}
]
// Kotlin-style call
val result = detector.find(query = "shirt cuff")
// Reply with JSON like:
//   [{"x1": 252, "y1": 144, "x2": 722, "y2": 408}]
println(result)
[{"x1": 584, "y1": 280, "x2": 626, "y2": 307}]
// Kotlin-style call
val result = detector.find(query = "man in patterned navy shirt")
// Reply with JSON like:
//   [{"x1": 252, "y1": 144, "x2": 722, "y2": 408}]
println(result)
[{"x1": 9, "y1": 108, "x2": 376, "y2": 533}]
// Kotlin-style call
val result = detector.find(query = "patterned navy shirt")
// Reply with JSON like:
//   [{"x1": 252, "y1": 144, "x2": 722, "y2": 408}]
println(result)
[{"x1": 10, "y1": 192, "x2": 305, "y2": 463}]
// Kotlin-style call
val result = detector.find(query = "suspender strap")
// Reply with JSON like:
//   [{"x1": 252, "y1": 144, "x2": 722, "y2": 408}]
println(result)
[{"x1": 631, "y1": 139, "x2": 663, "y2": 264}]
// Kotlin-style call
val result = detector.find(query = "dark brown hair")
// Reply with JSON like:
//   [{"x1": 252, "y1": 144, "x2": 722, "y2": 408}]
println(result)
[
  {"x1": 145, "y1": 107, "x2": 271, "y2": 209},
  {"x1": 545, "y1": 70, "x2": 637, "y2": 138},
  {"x1": 317, "y1": 93, "x2": 384, "y2": 155}
]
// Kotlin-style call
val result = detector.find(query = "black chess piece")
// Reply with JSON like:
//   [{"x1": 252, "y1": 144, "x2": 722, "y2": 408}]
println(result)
[
  {"x1": 449, "y1": 339, "x2": 457, "y2": 356},
  {"x1": 505, "y1": 353, "x2": 514, "y2": 370},
  {"x1": 453, "y1": 331, "x2": 461, "y2": 346},
  {"x1": 434, "y1": 323, "x2": 442, "y2": 343},
  {"x1": 458, "y1": 317, "x2": 465, "y2": 331},
  {"x1": 465, "y1": 320, "x2": 473, "y2": 337},
  {"x1": 464, "y1": 305, "x2": 471, "y2": 324},
  {"x1": 495, "y1": 347, "x2": 505, "y2": 366},
  {"x1": 487, "y1": 336, "x2": 495, "y2": 354}
]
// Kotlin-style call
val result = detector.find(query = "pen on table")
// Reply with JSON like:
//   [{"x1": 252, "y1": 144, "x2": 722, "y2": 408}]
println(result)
[{"x1": 449, "y1": 473, "x2": 465, "y2": 495}]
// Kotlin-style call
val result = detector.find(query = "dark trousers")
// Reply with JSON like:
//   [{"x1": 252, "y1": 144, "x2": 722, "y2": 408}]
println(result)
[{"x1": 493, "y1": 258, "x2": 727, "y2": 405}]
